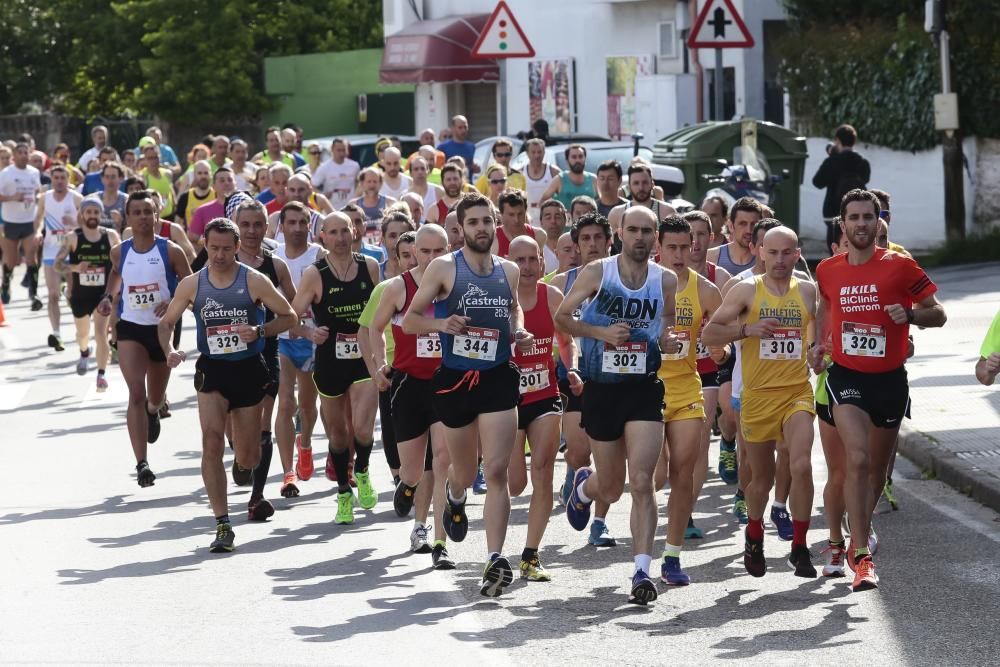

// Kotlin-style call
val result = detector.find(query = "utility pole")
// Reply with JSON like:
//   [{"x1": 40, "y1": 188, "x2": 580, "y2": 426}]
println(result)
[{"x1": 927, "y1": 0, "x2": 966, "y2": 241}]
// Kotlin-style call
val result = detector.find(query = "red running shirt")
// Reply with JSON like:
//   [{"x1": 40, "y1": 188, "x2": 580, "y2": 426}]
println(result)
[
  {"x1": 512, "y1": 282, "x2": 558, "y2": 405},
  {"x1": 496, "y1": 225, "x2": 537, "y2": 258},
  {"x1": 391, "y1": 271, "x2": 443, "y2": 380},
  {"x1": 817, "y1": 248, "x2": 937, "y2": 373}
]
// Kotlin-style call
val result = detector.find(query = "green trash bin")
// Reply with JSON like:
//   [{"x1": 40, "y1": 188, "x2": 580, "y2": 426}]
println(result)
[{"x1": 652, "y1": 119, "x2": 808, "y2": 232}]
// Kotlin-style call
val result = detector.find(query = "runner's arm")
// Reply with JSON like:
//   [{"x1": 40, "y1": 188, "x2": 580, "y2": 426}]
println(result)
[
  {"x1": 547, "y1": 285, "x2": 578, "y2": 369},
  {"x1": 157, "y1": 274, "x2": 196, "y2": 359},
  {"x1": 553, "y1": 261, "x2": 613, "y2": 342},
  {"x1": 401, "y1": 257, "x2": 456, "y2": 336},
  {"x1": 702, "y1": 282, "x2": 755, "y2": 345},
  {"x1": 369, "y1": 278, "x2": 404, "y2": 370},
  {"x1": 53, "y1": 235, "x2": 76, "y2": 275},
  {"x1": 247, "y1": 272, "x2": 296, "y2": 338},
  {"x1": 976, "y1": 354, "x2": 1000, "y2": 386},
  {"x1": 170, "y1": 223, "x2": 197, "y2": 263},
  {"x1": 168, "y1": 242, "x2": 193, "y2": 281},
  {"x1": 910, "y1": 293, "x2": 947, "y2": 328},
  {"x1": 33, "y1": 194, "x2": 46, "y2": 235},
  {"x1": 539, "y1": 175, "x2": 561, "y2": 203}
]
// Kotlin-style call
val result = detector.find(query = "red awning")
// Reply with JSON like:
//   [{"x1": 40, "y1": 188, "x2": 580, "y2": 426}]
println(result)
[{"x1": 380, "y1": 14, "x2": 499, "y2": 84}]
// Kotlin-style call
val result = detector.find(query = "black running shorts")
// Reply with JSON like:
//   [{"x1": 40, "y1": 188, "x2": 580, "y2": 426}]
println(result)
[
  {"x1": 558, "y1": 376, "x2": 584, "y2": 413},
  {"x1": 518, "y1": 395, "x2": 563, "y2": 431},
  {"x1": 313, "y1": 356, "x2": 370, "y2": 398},
  {"x1": 581, "y1": 376, "x2": 665, "y2": 442},
  {"x1": 431, "y1": 362, "x2": 520, "y2": 430},
  {"x1": 825, "y1": 363, "x2": 910, "y2": 429},
  {"x1": 116, "y1": 320, "x2": 166, "y2": 363},
  {"x1": 390, "y1": 371, "x2": 440, "y2": 443},
  {"x1": 194, "y1": 354, "x2": 270, "y2": 410}
]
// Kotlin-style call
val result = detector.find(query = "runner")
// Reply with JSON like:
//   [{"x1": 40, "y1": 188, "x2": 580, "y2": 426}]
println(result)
[
  {"x1": 569, "y1": 196, "x2": 598, "y2": 224},
  {"x1": 188, "y1": 167, "x2": 237, "y2": 249},
  {"x1": 700, "y1": 196, "x2": 729, "y2": 244},
  {"x1": 704, "y1": 226, "x2": 818, "y2": 579},
  {"x1": 273, "y1": 202, "x2": 325, "y2": 498},
  {"x1": 507, "y1": 235, "x2": 576, "y2": 581},
  {"x1": 595, "y1": 160, "x2": 627, "y2": 219},
  {"x1": 92, "y1": 162, "x2": 128, "y2": 233},
  {"x1": 607, "y1": 164, "x2": 676, "y2": 239},
  {"x1": 98, "y1": 190, "x2": 192, "y2": 486},
  {"x1": 379, "y1": 147, "x2": 412, "y2": 201},
  {"x1": 399, "y1": 192, "x2": 426, "y2": 226},
  {"x1": 401, "y1": 192, "x2": 533, "y2": 597},
  {"x1": 54, "y1": 199, "x2": 118, "y2": 387},
  {"x1": 36, "y1": 165, "x2": 82, "y2": 349},
  {"x1": 262, "y1": 163, "x2": 291, "y2": 216},
  {"x1": 425, "y1": 164, "x2": 464, "y2": 225},
  {"x1": 474, "y1": 139, "x2": 526, "y2": 195},
  {"x1": 344, "y1": 203, "x2": 387, "y2": 263},
  {"x1": 292, "y1": 212, "x2": 380, "y2": 524},
  {"x1": 541, "y1": 144, "x2": 597, "y2": 208},
  {"x1": 522, "y1": 138, "x2": 560, "y2": 211},
  {"x1": 557, "y1": 206, "x2": 677, "y2": 605},
  {"x1": 538, "y1": 200, "x2": 568, "y2": 274},
  {"x1": 0, "y1": 142, "x2": 42, "y2": 307},
  {"x1": 232, "y1": 196, "x2": 297, "y2": 519},
  {"x1": 811, "y1": 188, "x2": 946, "y2": 591},
  {"x1": 549, "y1": 212, "x2": 617, "y2": 547},
  {"x1": 351, "y1": 168, "x2": 395, "y2": 245},
  {"x1": 177, "y1": 161, "x2": 215, "y2": 238},
  {"x1": 545, "y1": 231, "x2": 579, "y2": 281},
  {"x1": 228, "y1": 139, "x2": 256, "y2": 192},
  {"x1": 159, "y1": 218, "x2": 296, "y2": 552},
  {"x1": 491, "y1": 189, "x2": 548, "y2": 258},
  {"x1": 138, "y1": 143, "x2": 175, "y2": 221},
  {"x1": 443, "y1": 210, "x2": 464, "y2": 251},
  {"x1": 652, "y1": 216, "x2": 722, "y2": 585},
  {"x1": 406, "y1": 156, "x2": 444, "y2": 214},
  {"x1": 367, "y1": 225, "x2": 456, "y2": 569},
  {"x1": 312, "y1": 138, "x2": 360, "y2": 209}
]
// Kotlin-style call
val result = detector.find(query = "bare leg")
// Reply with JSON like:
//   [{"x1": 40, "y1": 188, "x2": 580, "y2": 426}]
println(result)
[
  {"x1": 523, "y1": 414, "x2": 560, "y2": 550},
  {"x1": 118, "y1": 340, "x2": 151, "y2": 463},
  {"x1": 477, "y1": 408, "x2": 518, "y2": 554},
  {"x1": 819, "y1": 419, "x2": 847, "y2": 543}
]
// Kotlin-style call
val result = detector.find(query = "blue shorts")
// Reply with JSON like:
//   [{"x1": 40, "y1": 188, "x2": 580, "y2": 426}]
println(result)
[
  {"x1": 278, "y1": 337, "x2": 316, "y2": 372},
  {"x1": 730, "y1": 395, "x2": 742, "y2": 412}
]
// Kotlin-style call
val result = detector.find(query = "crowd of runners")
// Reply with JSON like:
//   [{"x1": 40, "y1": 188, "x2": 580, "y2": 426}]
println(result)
[{"x1": 0, "y1": 117, "x2": 960, "y2": 604}]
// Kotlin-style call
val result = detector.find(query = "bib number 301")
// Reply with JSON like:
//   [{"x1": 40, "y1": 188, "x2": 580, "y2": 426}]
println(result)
[
  {"x1": 518, "y1": 362, "x2": 549, "y2": 395},
  {"x1": 453, "y1": 327, "x2": 498, "y2": 361},
  {"x1": 602, "y1": 342, "x2": 646, "y2": 375},
  {"x1": 841, "y1": 322, "x2": 886, "y2": 358}
]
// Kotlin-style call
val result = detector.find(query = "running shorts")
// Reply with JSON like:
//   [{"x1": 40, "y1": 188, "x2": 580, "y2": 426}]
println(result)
[
  {"x1": 431, "y1": 361, "x2": 520, "y2": 430},
  {"x1": 581, "y1": 376, "x2": 664, "y2": 442},
  {"x1": 740, "y1": 384, "x2": 815, "y2": 443}
]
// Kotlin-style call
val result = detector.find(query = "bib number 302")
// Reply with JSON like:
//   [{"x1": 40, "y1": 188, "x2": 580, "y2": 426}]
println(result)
[{"x1": 602, "y1": 342, "x2": 646, "y2": 375}]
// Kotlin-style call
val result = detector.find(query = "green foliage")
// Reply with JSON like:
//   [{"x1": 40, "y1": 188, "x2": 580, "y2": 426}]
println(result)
[
  {"x1": 778, "y1": 1, "x2": 1000, "y2": 150},
  {"x1": 920, "y1": 228, "x2": 1000, "y2": 266},
  {"x1": 0, "y1": 0, "x2": 383, "y2": 122}
]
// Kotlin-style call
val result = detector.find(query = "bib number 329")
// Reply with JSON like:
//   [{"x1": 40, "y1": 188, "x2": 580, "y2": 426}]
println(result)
[
  {"x1": 206, "y1": 325, "x2": 247, "y2": 355},
  {"x1": 602, "y1": 342, "x2": 646, "y2": 375},
  {"x1": 453, "y1": 327, "x2": 498, "y2": 361}
]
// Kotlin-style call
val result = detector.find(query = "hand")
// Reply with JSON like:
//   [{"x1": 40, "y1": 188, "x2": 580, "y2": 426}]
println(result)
[
  {"x1": 884, "y1": 304, "x2": 909, "y2": 325},
  {"x1": 513, "y1": 328, "x2": 534, "y2": 353},
  {"x1": 153, "y1": 300, "x2": 169, "y2": 318},
  {"x1": 373, "y1": 364, "x2": 392, "y2": 392},
  {"x1": 601, "y1": 322, "x2": 631, "y2": 347},
  {"x1": 659, "y1": 329, "x2": 680, "y2": 355},
  {"x1": 96, "y1": 296, "x2": 112, "y2": 317},
  {"x1": 986, "y1": 352, "x2": 1000, "y2": 376},
  {"x1": 808, "y1": 343, "x2": 828, "y2": 374},
  {"x1": 568, "y1": 371, "x2": 584, "y2": 396},
  {"x1": 110, "y1": 210, "x2": 123, "y2": 226},
  {"x1": 744, "y1": 318, "x2": 781, "y2": 339},
  {"x1": 438, "y1": 314, "x2": 470, "y2": 335},
  {"x1": 62, "y1": 214, "x2": 76, "y2": 227},
  {"x1": 234, "y1": 324, "x2": 258, "y2": 343},
  {"x1": 76, "y1": 260, "x2": 90, "y2": 274},
  {"x1": 709, "y1": 344, "x2": 729, "y2": 364},
  {"x1": 167, "y1": 349, "x2": 187, "y2": 368},
  {"x1": 310, "y1": 325, "x2": 330, "y2": 345}
]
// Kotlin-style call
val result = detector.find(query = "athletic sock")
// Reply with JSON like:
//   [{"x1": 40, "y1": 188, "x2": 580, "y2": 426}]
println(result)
[
  {"x1": 97, "y1": 368, "x2": 106, "y2": 376},
  {"x1": 747, "y1": 518, "x2": 765, "y2": 541},
  {"x1": 27, "y1": 265, "x2": 39, "y2": 293},
  {"x1": 216, "y1": 514, "x2": 230, "y2": 525},
  {"x1": 592, "y1": 517, "x2": 605, "y2": 527},
  {"x1": 792, "y1": 519, "x2": 810, "y2": 547},
  {"x1": 720, "y1": 437, "x2": 736, "y2": 451},
  {"x1": 251, "y1": 431, "x2": 273, "y2": 498},
  {"x1": 433, "y1": 539, "x2": 446, "y2": 548},
  {"x1": 521, "y1": 547, "x2": 538, "y2": 563},
  {"x1": 772, "y1": 500, "x2": 786, "y2": 510},
  {"x1": 829, "y1": 539, "x2": 845, "y2": 548},
  {"x1": 80, "y1": 348, "x2": 90, "y2": 357},
  {"x1": 735, "y1": 488, "x2": 745, "y2": 501},
  {"x1": 487, "y1": 551, "x2": 500, "y2": 562},
  {"x1": 448, "y1": 485, "x2": 466, "y2": 505},
  {"x1": 662, "y1": 543, "x2": 682, "y2": 559},
  {"x1": 332, "y1": 448, "x2": 351, "y2": 493},
  {"x1": 1, "y1": 265, "x2": 11, "y2": 286},
  {"x1": 576, "y1": 479, "x2": 592, "y2": 504},
  {"x1": 633, "y1": 554, "x2": 652, "y2": 575},
  {"x1": 353, "y1": 438, "x2": 373, "y2": 473},
  {"x1": 854, "y1": 546, "x2": 871, "y2": 559}
]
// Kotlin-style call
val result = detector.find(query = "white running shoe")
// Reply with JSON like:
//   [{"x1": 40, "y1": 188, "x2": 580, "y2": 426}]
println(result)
[{"x1": 410, "y1": 523, "x2": 431, "y2": 554}]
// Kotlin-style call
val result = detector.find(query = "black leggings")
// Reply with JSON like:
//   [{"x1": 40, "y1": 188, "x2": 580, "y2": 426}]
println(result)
[{"x1": 379, "y1": 388, "x2": 400, "y2": 470}]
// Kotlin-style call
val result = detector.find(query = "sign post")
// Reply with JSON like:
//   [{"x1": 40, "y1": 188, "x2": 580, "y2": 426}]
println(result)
[
  {"x1": 471, "y1": 1, "x2": 535, "y2": 135},
  {"x1": 687, "y1": 0, "x2": 755, "y2": 121}
]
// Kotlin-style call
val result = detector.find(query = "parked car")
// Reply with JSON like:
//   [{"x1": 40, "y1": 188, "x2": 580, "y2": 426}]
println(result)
[{"x1": 301, "y1": 134, "x2": 421, "y2": 168}]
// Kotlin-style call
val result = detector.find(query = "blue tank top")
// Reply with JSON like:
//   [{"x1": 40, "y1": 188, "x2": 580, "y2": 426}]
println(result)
[
  {"x1": 193, "y1": 264, "x2": 264, "y2": 360},
  {"x1": 435, "y1": 250, "x2": 513, "y2": 371},
  {"x1": 555, "y1": 266, "x2": 580, "y2": 381},
  {"x1": 554, "y1": 172, "x2": 595, "y2": 208},
  {"x1": 579, "y1": 256, "x2": 665, "y2": 383},
  {"x1": 717, "y1": 243, "x2": 756, "y2": 276}
]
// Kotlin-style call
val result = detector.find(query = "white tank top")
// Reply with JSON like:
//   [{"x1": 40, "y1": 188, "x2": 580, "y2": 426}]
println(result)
[
  {"x1": 117, "y1": 237, "x2": 175, "y2": 326},
  {"x1": 524, "y1": 162, "x2": 555, "y2": 210},
  {"x1": 42, "y1": 191, "x2": 79, "y2": 261},
  {"x1": 276, "y1": 242, "x2": 322, "y2": 339},
  {"x1": 419, "y1": 185, "x2": 439, "y2": 214},
  {"x1": 543, "y1": 243, "x2": 559, "y2": 275}
]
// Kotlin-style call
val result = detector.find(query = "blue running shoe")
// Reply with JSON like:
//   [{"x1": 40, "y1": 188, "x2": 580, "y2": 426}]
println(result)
[
  {"x1": 443, "y1": 483, "x2": 468, "y2": 542},
  {"x1": 565, "y1": 468, "x2": 593, "y2": 531},
  {"x1": 718, "y1": 439, "x2": 738, "y2": 485},
  {"x1": 472, "y1": 462, "x2": 487, "y2": 495},
  {"x1": 660, "y1": 556, "x2": 690, "y2": 586},
  {"x1": 588, "y1": 520, "x2": 617, "y2": 546},
  {"x1": 628, "y1": 570, "x2": 658, "y2": 605},
  {"x1": 684, "y1": 517, "x2": 704, "y2": 539},
  {"x1": 770, "y1": 505, "x2": 793, "y2": 541},
  {"x1": 559, "y1": 466, "x2": 575, "y2": 506},
  {"x1": 733, "y1": 493, "x2": 748, "y2": 525}
]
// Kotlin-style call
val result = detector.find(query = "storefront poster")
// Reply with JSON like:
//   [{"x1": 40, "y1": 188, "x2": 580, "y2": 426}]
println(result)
[
  {"x1": 606, "y1": 55, "x2": 655, "y2": 140},
  {"x1": 528, "y1": 59, "x2": 574, "y2": 134}
]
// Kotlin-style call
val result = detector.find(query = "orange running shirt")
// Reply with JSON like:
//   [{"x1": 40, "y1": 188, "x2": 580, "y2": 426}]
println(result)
[{"x1": 817, "y1": 248, "x2": 936, "y2": 373}]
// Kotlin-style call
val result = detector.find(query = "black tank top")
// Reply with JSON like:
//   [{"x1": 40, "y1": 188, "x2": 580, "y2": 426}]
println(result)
[
  {"x1": 69, "y1": 228, "x2": 113, "y2": 297},
  {"x1": 255, "y1": 249, "x2": 281, "y2": 354},
  {"x1": 312, "y1": 253, "x2": 373, "y2": 356}
]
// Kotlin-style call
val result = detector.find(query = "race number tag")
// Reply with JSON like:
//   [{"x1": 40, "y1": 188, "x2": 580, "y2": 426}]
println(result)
[
  {"x1": 695, "y1": 338, "x2": 711, "y2": 360},
  {"x1": 80, "y1": 267, "x2": 106, "y2": 287},
  {"x1": 206, "y1": 325, "x2": 247, "y2": 355},
  {"x1": 127, "y1": 283, "x2": 161, "y2": 310},
  {"x1": 602, "y1": 342, "x2": 646, "y2": 375},
  {"x1": 453, "y1": 327, "x2": 498, "y2": 361},
  {"x1": 518, "y1": 362, "x2": 550, "y2": 395},
  {"x1": 759, "y1": 328, "x2": 803, "y2": 361},
  {"x1": 661, "y1": 331, "x2": 692, "y2": 362},
  {"x1": 335, "y1": 333, "x2": 362, "y2": 360},
  {"x1": 841, "y1": 322, "x2": 886, "y2": 358},
  {"x1": 417, "y1": 333, "x2": 442, "y2": 359}
]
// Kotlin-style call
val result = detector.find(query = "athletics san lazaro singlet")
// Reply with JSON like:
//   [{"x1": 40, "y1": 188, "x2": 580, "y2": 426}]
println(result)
[
  {"x1": 69, "y1": 227, "x2": 112, "y2": 298},
  {"x1": 312, "y1": 254, "x2": 374, "y2": 364},
  {"x1": 579, "y1": 256, "x2": 665, "y2": 384},
  {"x1": 553, "y1": 172, "x2": 595, "y2": 209},
  {"x1": 717, "y1": 243, "x2": 756, "y2": 277},
  {"x1": 193, "y1": 264, "x2": 264, "y2": 361},
  {"x1": 435, "y1": 250, "x2": 513, "y2": 372},
  {"x1": 512, "y1": 282, "x2": 558, "y2": 405},
  {"x1": 658, "y1": 268, "x2": 704, "y2": 382},
  {"x1": 117, "y1": 237, "x2": 177, "y2": 326},
  {"x1": 740, "y1": 275, "x2": 811, "y2": 394},
  {"x1": 391, "y1": 270, "x2": 442, "y2": 381}
]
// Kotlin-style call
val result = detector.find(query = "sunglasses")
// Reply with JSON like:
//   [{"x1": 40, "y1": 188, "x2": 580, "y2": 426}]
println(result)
[
  {"x1": 878, "y1": 210, "x2": 890, "y2": 220},
  {"x1": 309, "y1": 151, "x2": 321, "y2": 156},
  {"x1": 490, "y1": 178, "x2": 507, "y2": 185},
  {"x1": 494, "y1": 152, "x2": 512, "y2": 158}
]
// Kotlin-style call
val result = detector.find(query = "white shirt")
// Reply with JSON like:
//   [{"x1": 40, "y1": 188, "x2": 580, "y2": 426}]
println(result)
[
  {"x1": 379, "y1": 173, "x2": 412, "y2": 201},
  {"x1": 77, "y1": 146, "x2": 103, "y2": 171},
  {"x1": 313, "y1": 158, "x2": 360, "y2": 209},
  {"x1": 0, "y1": 164, "x2": 42, "y2": 223},
  {"x1": 232, "y1": 163, "x2": 257, "y2": 192}
]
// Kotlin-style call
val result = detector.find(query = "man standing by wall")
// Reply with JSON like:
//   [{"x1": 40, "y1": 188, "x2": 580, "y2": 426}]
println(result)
[{"x1": 812, "y1": 124, "x2": 871, "y2": 252}]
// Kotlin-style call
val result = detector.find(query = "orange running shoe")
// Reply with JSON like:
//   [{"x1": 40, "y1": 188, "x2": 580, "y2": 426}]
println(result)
[
  {"x1": 295, "y1": 435, "x2": 314, "y2": 481},
  {"x1": 280, "y1": 471, "x2": 300, "y2": 498},
  {"x1": 852, "y1": 555, "x2": 878, "y2": 592}
]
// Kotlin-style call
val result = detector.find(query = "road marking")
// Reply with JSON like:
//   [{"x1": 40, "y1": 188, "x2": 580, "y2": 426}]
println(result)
[{"x1": 896, "y1": 478, "x2": 1000, "y2": 544}]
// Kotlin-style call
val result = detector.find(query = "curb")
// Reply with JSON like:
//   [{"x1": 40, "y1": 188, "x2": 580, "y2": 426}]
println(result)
[{"x1": 897, "y1": 423, "x2": 1000, "y2": 514}]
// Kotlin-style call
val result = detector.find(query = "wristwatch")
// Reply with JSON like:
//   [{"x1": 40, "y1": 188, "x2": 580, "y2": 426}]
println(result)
[{"x1": 256, "y1": 325, "x2": 266, "y2": 339}]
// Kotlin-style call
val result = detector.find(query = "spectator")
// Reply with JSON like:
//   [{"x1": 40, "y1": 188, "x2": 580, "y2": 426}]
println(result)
[
  {"x1": 812, "y1": 123, "x2": 871, "y2": 249},
  {"x1": 144, "y1": 126, "x2": 180, "y2": 174},
  {"x1": 437, "y1": 115, "x2": 478, "y2": 176},
  {"x1": 475, "y1": 139, "x2": 525, "y2": 195},
  {"x1": 976, "y1": 309, "x2": 1000, "y2": 386},
  {"x1": 78, "y1": 126, "x2": 109, "y2": 172}
]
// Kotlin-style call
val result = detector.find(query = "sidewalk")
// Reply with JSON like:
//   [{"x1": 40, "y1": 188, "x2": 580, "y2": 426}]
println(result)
[{"x1": 897, "y1": 262, "x2": 1000, "y2": 512}]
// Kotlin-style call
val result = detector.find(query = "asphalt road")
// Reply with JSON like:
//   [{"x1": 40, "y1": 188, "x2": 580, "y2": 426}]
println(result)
[{"x1": 1, "y1": 263, "x2": 998, "y2": 666}]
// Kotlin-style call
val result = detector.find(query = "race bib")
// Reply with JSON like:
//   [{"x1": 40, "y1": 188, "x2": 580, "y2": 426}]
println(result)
[
  {"x1": 842, "y1": 322, "x2": 886, "y2": 358},
  {"x1": 80, "y1": 267, "x2": 106, "y2": 287},
  {"x1": 453, "y1": 327, "x2": 498, "y2": 361},
  {"x1": 206, "y1": 325, "x2": 247, "y2": 355},
  {"x1": 602, "y1": 342, "x2": 646, "y2": 375},
  {"x1": 417, "y1": 333, "x2": 442, "y2": 359},
  {"x1": 661, "y1": 331, "x2": 692, "y2": 362},
  {"x1": 335, "y1": 333, "x2": 362, "y2": 360},
  {"x1": 759, "y1": 328, "x2": 803, "y2": 361},
  {"x1": 127, "y1": 283, "x2": 161, "y2": 310},
  {"x1": 518, "y1": 362, "x2": 550, "y2": 395},
  {"x1": 695, "y1": 338, "x2": 711, "y2": 360}
]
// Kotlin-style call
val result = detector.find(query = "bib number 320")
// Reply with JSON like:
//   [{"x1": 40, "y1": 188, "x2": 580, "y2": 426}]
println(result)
[{"x1": 841, "y1": 322, "x2": 886, "y2": 358}]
